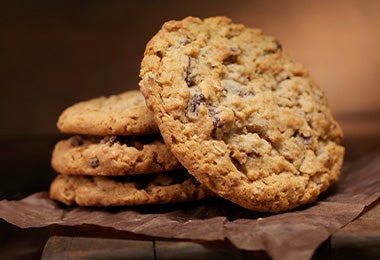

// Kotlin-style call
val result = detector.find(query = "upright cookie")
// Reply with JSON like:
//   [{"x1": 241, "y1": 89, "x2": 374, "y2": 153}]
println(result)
[
  {"x1": 49, "y1": 171, "x2": 214, "y2": 206},
  {"x1": 51, "y1": 135, "x2": 183, "y2": 176},
  {"x1": 57, "y1": 90, "x2": 159, "y2": 136},
  {"x1": 139, "y1": 16, "x2": 344, "y2": 212}
]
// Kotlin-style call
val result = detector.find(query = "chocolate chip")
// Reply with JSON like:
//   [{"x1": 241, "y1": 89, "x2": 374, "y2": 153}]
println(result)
[
  {"x1": 292, "y1": 130, "x2": 313, "y2": 145},
  {"x1": 89, "y1": 157, "x2": 99, "y2": 168},
  {"x1": 188, "y1": 93, "x2": 206, "y2": 113},
  {"x1": 185, "y1": 56, "x2": 196, "y2": 87},
  {"x1": 242, "y1": 90, "x2": 255, "y2": 97},
  {"x1": 208, "y1": 106, "x2": 220, "y2": 130},
  {"x1": 70, "y1": 136, "x2": 83, "y2": 147},
  {"x1": 209, "y1": 106, "x2": 230, "y2": 139},
  {"x1": 223, "y1": 54, "x2": 238, "y2": 65},
  {"x1": 230, "y1": 156, "x2": 248, "y2": 174},
  {"x1": 156, "y1": 50, "x2": 163, "y2": 59},
  {"x1": 222, "y1": 47, "x2": 239, "y2": 65},
  {"x1": 265, "y1": 39, "x2": 282, "y2": 55}
]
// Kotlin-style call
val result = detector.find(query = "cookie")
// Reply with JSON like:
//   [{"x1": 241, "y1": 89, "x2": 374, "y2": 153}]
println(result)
[
  {"x1": 139, "y1": 16, "x2": 345, "y2": 212},
  {"x1": 57, "y1": 90, "x2": 159, "y2": 136},
  {"x1": 49, "y1": 171, "x2": 214, "y2": 206},
  {"x1": 51, "y1": 135, "x2": 183, "y2": 176}
]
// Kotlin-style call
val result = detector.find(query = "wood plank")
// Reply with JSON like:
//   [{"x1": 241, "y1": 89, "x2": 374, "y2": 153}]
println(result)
[
  {"x1": 42, "y1": 236, "x2": 155, "y2": 260},
  {"x1": 331, "y1": 200, "x2": 380, "y2": 259},
  {"x1": 155, "y1": 240, "x2": 244, "y2": 260}
]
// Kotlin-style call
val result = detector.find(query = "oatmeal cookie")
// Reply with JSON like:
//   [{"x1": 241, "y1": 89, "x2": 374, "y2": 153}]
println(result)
[
  {"x1": 139, "y1": 16, "x2": 344, "y2": 212},
  {"x1": 51, "y1": 135, "x2": 183, "y2": 176},
  {"x1": 49, "y1": 171, "x2": 214, "y2": 206},
  {"x1": 57, "y1": 90, "x2": 158, "y2": 136}
]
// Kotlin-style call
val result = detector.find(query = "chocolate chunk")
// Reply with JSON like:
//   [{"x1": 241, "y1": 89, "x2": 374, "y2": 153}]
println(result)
[
  {"x1": 265, "y1": 40, "x2": 283, "y2": 55},
  {"x1": 188, "y1": 93, "x2": 206, "y2": 113},
  {"x1": 242, "y1": 90, "x2": 255, "y2": 97},
  {"x1": 223, "y1": 54, "x2": 238, "y2": 65},
  {"x1": 185, "y1": 57, "x2": 196, "y2": 87},
  {"x1": 223, "y1": 47, "x2": 239, "y2": 65},
  {"x1": 292, "y1": 130, "x2": 313, "y2": 145},
  {"x1": 89, "y1": 157, "x2": 99, "y2": 168},
  {"x1": 209, "y1": 106, "x2": 226, "y2": 139},
  {"x1": 208, "y1": 106, "x2": 220, "y2": 129},
  {"x1": 156, "y1": 50, "x2": 163, "y2": 59}
]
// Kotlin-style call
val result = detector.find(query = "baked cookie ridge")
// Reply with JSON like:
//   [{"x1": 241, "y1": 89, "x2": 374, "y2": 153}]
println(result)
[{"x1": 139, "y1": 16, "x2": 344, "y2": 212}]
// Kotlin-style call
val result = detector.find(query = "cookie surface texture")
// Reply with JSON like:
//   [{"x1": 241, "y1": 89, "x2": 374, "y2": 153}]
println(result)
[
  {"x1": 51, "y1": 135, "x2": 183, "y2": 176},
  {"x1": 49, "y1": 171, "x2": 214, "y2": 206},
  {"x1": 57, "y1": 90, "x2": 158, "y2": 136},
  {"x1": 139, "y1": 16, "x2": 345, "y2": 212}
]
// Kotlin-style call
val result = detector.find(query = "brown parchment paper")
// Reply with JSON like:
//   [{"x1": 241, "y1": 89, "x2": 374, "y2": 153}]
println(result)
[{"x1": 1, "y1": 152, "x2": 379, "y2": 260}]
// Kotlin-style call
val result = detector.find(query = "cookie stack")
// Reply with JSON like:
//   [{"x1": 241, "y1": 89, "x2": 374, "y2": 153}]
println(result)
[
  {"x1": 51, "y1": 16, "x2": 345, "y2": 213},
  {"x1": 49, "y1": 90, "x2": 214, "y2": 207}
]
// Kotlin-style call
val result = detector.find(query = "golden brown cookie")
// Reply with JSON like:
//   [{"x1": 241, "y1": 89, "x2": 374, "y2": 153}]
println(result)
[
  {"x1": 139, "y1": 16, "x2": 345, "y2": 212},
  {"x1": 49, "y1": 171, "x2": 214, "y2": 206},
  {"x1": 51, "y1": 135, "x2": 183, "y2": 176},
  {"x1": 57, "y1": 90, "x2": 159, "y2": 136}
]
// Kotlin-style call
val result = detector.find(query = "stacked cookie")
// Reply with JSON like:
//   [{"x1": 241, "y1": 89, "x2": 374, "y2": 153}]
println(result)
[
  {"x1": 49, "y1": 90, "x2": 214, "y2": 206},
  {"x1": 51, "y1": 16, "x2": 345, "y2": 213}
]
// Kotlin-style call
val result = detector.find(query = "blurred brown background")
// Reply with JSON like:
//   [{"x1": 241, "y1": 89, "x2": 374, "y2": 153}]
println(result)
[
  {"x1": 0, "y1": 0, "x2": 379, "y2": 197},
  {"x1": 1, "y1": 1, "x2": 380, "y2": 258}
]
